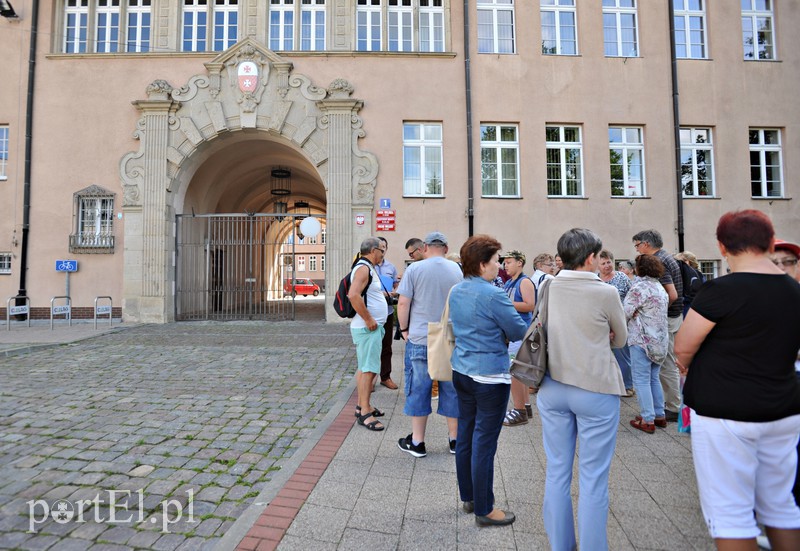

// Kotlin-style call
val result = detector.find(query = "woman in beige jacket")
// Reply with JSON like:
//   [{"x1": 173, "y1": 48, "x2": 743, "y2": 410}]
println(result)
[{"x1": 536, "y1": 228, "x2": 628, "y2": 551}]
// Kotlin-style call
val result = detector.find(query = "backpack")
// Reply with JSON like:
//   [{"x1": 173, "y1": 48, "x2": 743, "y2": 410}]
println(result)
[
  {"x1": 333, "y1": 260, "x2": 373, "y2": 318},
  {"x1": 678, "y1": 261, "x2": 702, "y2": 302},
  {"x1": 533, "y1": 273, "x2": 548, "y2": 303}
]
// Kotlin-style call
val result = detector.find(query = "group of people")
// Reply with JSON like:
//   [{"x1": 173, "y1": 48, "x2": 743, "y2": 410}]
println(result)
[{"x1": 344, "y1": 210, "x2": 800, "y2": 551}]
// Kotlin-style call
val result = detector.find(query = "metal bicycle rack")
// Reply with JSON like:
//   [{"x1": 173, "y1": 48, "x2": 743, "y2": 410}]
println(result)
[
  {"x1": 94, "y1": 296, "x2": 113, "y2": 329},
  {"x1": 6, "y1": 295, "x2": 31, "y2": 331},
  {"x1": 50, "y1": 296, "x2": 72, "y2": 330}
]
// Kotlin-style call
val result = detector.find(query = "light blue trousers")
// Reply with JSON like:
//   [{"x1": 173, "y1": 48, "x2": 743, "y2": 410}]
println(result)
[{"x1": 537, "y1": 375, "x2": 620, "y2": 551}]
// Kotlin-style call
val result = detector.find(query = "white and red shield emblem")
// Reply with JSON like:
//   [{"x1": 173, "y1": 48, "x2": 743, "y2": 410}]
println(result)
[
  {"x1": 355, "y1": 215, "x2": 365, "y2": 226},
  {"x1": 238, "y1": 62, "x2": 258, "y2": 93}
]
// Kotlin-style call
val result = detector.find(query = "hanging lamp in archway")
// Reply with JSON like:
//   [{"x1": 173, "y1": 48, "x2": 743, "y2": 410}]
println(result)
[{"x1": 270, "y1": 167, "x2": 292, "y2": 196}]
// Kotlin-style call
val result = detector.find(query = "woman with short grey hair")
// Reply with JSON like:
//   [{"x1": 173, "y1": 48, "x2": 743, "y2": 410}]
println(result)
[{"x1": 536, "y1": 228, "x2": 628, "y2": 551}]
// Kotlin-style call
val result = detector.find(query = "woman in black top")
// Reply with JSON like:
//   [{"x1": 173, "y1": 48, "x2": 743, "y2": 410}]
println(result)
[{"x1": 675, "y1": 210, "x2": 800, "y2": 551}]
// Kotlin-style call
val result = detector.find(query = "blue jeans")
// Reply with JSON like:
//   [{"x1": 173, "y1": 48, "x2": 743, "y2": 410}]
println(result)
[
  {"x1": 613, "y1": 345, "x2": 632, "y2": 389},
  {"x1": 630, "y1": 345, "x2": 665, "y2": 423},
  {"x1": 537, "y1": 375, "x2": 620, "y2": 551},
  {"x1": 451, "y1": 371, "x2": 510, "y2": 517},
  {"x1": 403, "y1": 341, "x2": 459, "y2": 418}
]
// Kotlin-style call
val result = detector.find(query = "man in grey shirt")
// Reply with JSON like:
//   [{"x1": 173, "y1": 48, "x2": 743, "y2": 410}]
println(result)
[{"x1": 396, "y1": 232, "x2": 463, "y2": 458}]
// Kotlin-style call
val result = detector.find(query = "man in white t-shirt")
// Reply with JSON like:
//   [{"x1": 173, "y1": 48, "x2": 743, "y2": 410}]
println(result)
[{"x1": 349, "y1": 237, "x2": 389, "y2": 432}]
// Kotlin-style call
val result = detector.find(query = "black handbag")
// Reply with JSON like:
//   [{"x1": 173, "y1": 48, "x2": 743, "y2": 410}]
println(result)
[{"x1": 510, "y1": 278, "x2": 551, "y2": 389}]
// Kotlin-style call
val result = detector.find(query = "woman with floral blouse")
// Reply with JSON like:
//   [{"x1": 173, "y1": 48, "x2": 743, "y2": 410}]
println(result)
[{"x1": 623, "y1": 254, "x2": 669, "y2": 433}]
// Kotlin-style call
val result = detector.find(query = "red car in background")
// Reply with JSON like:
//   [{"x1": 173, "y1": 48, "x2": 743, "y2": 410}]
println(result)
[{"x1": 283, "y1": 278, "x2": 321, "y2": 297}]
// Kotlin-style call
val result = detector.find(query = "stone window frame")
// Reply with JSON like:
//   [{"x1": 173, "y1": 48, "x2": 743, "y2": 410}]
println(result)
[
  {"x1": 356, "y1": 0, "x2": 447, "y2": 52},
  {"x1": 60, "y1": 0, "x2": 152, "y2": 53},
  {"x1": 182, "y1": 0, "x2": 239, "y2": 52},
  {"x1": 269, "y1": 0, "x2": 327, "y2": 51},
  {"x1": 70, "y1": 185, "x2": 116, "y2": 254}
]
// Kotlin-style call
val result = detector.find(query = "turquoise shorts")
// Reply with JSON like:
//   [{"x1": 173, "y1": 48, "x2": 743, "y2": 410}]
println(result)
[{"x1": 351, "y1": 326, "x2": 386, "y2": 374}]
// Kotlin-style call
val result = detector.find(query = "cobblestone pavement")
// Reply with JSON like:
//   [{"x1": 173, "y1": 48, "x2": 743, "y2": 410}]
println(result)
[{"x1": 0, "y1": 319, "x2": 356, "y2": 551}]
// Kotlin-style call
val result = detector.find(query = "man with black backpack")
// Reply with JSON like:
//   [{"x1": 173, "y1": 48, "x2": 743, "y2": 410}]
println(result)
[{"x1": 348, "y1": 237, "x2": 389, "y2": 432}]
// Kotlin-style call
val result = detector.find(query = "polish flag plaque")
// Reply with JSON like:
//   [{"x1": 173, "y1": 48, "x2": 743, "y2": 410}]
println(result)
[{"x1": 238, "y1": 62, "x2": 258, "y2": 93}]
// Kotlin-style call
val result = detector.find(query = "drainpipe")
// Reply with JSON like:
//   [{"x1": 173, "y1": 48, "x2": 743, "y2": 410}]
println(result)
[
  {"x1": 17, "y1": 0, "x2": 40, "y2": 309},
  {"x1": 668, "y1": 0, "x2": 685, "y2": 252},
  {"x1": 463, "y1": 0, "x2": 474, "y2": 237}
]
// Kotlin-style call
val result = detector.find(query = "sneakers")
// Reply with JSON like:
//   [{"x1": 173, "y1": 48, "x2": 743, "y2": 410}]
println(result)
[
  {"x1": 449, "y1": 439, "x2": 457, "y2": 454},
  {"x1": 502, "y1": 408, "x2": 528, "y2": 427},
  {"x1": 625, "y1": 388, "x2": 636, "y2": 397},
  {"x1": 398, "y1": 434, "x2": 427, "y2": 458}
]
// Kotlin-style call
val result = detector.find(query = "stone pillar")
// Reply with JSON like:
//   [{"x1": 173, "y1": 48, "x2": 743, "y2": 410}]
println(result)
[
  {"x1": 123, "y1": 80, "x2": 179, "y2": 323},
  {"x1": 318, "y1": 85, "x2": 370, "y2": 322}
]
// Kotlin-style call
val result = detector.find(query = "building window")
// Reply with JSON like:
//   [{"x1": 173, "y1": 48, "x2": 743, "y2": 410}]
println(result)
[
  {"x1": 699, "y1": 260, "x2": 718, "y2": 280},
  {"x1": 297, "y1": 255, "x2": 306, "y2": 271},
  {"x1": 307, "y1": 234, "x2": 317, "y2": 244},
  {"x1": 127, "y1": 0, "x2": 151, "y2": 52},
  {"x1": 0, "y1": 253, "x2": 10, "y2": 275},
  {"x1": 749, "y1": 128, "x2": 782, "y2": 198},
  {"x1": 546, "y1": 125, "x2": 582, "y2": 197},
  {"x1": 478, "y1": 0, "x2": 515, "y2": 54},
  {"x1": 0, "y1": 125, "x2": 8, "y2": 180},
  {"x1": 183, "y1": 0, "x2": 238, "y2": 52},
  {"x1": 70, "y1": 186, "x2": 115, "y2": 253},
  {"x1": 419, "y1": 0, "x2": 444, "y2": 52},
  {"x1": 609, "y1": 126, "x2": 645, "y2": 197},
  {"x1": 321, "y1": 254, "x2": 325, "y2": 271},
  {"x1": 65, "y1": 0, "x2": 151, "y2": 53},
  {"x1": 309, "y1": 255, "x2": 317, "y2": 271},
  {"x1": 602, "y1": 0, "x2": 637, "y2": 57},
  {"x1": 481, "y1": 124, "x2": 519, "y2": 197},
  {"x1": 404, "y1": 123, "x2": 443, "y2": 197},
  {"x1": 742, "y1": 0, "x2": 774, "y2": 60},
  {"x1": 680, "y1": 127, "x2": 714, "y2": 197},
  {"x1": 320, "y1": 229, "x2": 326, "y2": 244},
  {"x1": 301, "y1": 0, "x2": 326, "y2": 51},
  {"x1": 540, "y1": 0, "x2": 576, "y2": 55},
  {"x1": 388, "y1": 0, "x2": 413, "y2": 52},
  {"x1": 674, "y1": 0, "x2": 706, "y2": 59},
  {"x1": 357, "y1": 0, "x2": 382, "y2": 51},
  {"x1": 269, "y1": 0, "x2": 294, "y2": 50}
]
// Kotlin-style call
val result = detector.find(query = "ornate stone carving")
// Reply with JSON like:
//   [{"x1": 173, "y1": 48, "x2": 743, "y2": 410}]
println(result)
[
  {"x1": 146, "y1": 80, "x2": 173, "y2": 100},
  {"x1": 172, "y1": 76, "x2": 210, "y2": 102},
  {"x1": 351, "y1": 115, "x2": 379, "y2": 206},
  {"x1": 119, "y1": 150, "x2": 144, "y2": 207},
  {"x1": 327, "y1": 79, "x2": 354, "y2": 99},
  {"x1": 289, "y1": 74, "x2": 327, "y2": 101}
]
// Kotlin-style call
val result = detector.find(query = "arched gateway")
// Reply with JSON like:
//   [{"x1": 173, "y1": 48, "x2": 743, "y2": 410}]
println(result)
[{"x1": 119, "y1": 39, "x2": 378, "y2": 323}]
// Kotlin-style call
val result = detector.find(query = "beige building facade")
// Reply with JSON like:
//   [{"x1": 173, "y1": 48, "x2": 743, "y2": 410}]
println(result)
[{"x1": 1, "y1": 0, "x2": 798, "y2": 323}]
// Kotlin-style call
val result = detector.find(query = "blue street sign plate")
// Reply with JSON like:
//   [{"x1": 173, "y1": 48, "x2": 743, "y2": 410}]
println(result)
[
  {"x1": 379, "y1": 198, "x2": 391, "y2": 209},
  {"x1": 55, "y1": 260, "x2": 78, "y2": 272}
]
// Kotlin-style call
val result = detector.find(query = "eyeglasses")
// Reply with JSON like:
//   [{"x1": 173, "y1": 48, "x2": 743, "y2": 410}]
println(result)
[
  {"x1": 376, "y1": 247, "x2": 386, "y2": 253},
  {"x1": 773, "y1": 258, "x2": 798, "y2": 267},
  {"x1": 408, "y1": 247, "x2": 420, "y2": 257},
  {"x1": 633, "y1": 242, "x2": 643, "y2": 249}
]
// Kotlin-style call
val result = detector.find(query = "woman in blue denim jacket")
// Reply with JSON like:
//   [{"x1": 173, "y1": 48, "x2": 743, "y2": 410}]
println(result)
[{"x1": 448, "y1": 235, "x2": 528, "y2": 527}]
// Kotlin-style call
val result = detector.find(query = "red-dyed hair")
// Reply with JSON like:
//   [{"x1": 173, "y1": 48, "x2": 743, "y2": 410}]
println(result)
[
  {"x1": 460, "y1": 235, "x2": 502, "y2": 277},
  {"x1": 716, "y1": 210, "x2": 774, "y2": 255}
]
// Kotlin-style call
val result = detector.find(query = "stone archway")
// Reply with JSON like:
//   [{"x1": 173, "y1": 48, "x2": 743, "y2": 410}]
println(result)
[{"x1": 119, "y1": 38, "x2": 378, "y2": 323}]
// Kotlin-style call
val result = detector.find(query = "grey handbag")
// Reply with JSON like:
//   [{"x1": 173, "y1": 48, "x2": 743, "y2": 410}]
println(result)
[{"x1": 510, "y1": 278, "x2": 551, "y2": 389}]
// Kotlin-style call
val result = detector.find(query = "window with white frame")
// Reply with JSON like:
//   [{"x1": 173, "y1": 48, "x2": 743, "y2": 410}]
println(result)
[
  {"x1": 301, "y1": 0, "x2": 326, "y2": 51},
  {"x1": 321, "y1": 254, "x2": 326, "y2": 271},
  {"x1": 183, "y1": 0, "x2": 238, "y2": 52},
  {"x1": 96, "y1": 0, "x2": 121, "y2": 53},
  {"x1": 609, "y1": 126, "x2": 645, "y2": 197},
  {"x1": 742, "y1": 0, "x2": 774, "y2": 60},
  {"x1": 127, "y1": 0, "x2": 151, "y2": 52},
  {"x1": 0, "y1": 253, "x2": 10, "y2": 275},
  {"x1": 481, "y1": 124, "x2": 519, "y2": 197},
  {"x1": 307, "y1": 234, "x2": 317, "y2": 244},
  {"x1": 419, "y1": 0, "x2": 444, "y2": 52},
  {"x1": 602, "y1": 0, "x2": 637, "y2": 57},
  {"x1": 0, "y1": 125, "x2": 8, "y2": 180},
  {"x1": 297, "y1": 255, "x2": 306, "y2": 271},
  {"x1": 320, "y1": 229, "x2": 326, "y2": 244},
  {"x1": 70, "y1": 186, "x2": 115, "y2": 253},
  {"x1": 63, "y1": 0, "x2": 151, "y2": 53},
  {"x1": 64, "y1": 0, "x2": 90, "y2": 53},
  {"x1": 389, "y1": 0, "x2": 413, "y2": 52},
  {"x1": 680, "y1": 127, "x2": 714, "y2": 197},
  {"x1": 357, "y1": 0, "x2": 382, "y2": 51},
  {"x1": 309, "y1": 255, "x2": 317, "y2": 271},
  {"x1": 674, "y1": 0, "x2": 706, "y2": 59},
  {"x1": 404, "y1": 123, "x2": 444, "y2": 197},
  {"x1": 699, "y1": 260, "x2": 718, "y2": 280},
  {"x1": 749, "y1": 128, "x2": 783, "y2": 198},
  {"x1": 478, "y1": 0, "x2": 515, "y2": 54},
  {"x1": 270, "y1": 0, "x2": 294, "y2": 51},
  {"x1": 540, "y1": 0, "x2": 576, "y2": 55},
  {"x1": 546, "y1": 125, "x2": 583, "y2": 197}
]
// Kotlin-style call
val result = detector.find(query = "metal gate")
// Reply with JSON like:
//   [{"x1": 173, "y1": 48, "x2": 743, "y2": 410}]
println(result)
[{"x1": 175, "y1": 213, "x2": 322, "y2": 321}]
